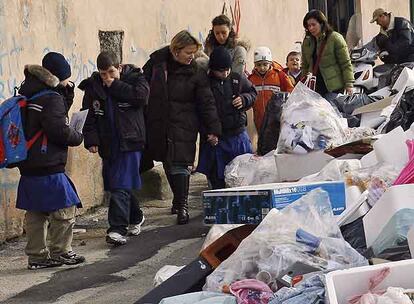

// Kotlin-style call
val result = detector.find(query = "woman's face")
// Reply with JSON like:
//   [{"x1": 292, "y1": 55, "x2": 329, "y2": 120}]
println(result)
[
  {"x1": 174, "y1": 44, "x2": 198, "y2": 65},
  {"x1": 307, "y1": 18, "x2": 322, "y2": 37},
  {"x1": 213, "y1": 24, "x2": 230, "y2": 45}
]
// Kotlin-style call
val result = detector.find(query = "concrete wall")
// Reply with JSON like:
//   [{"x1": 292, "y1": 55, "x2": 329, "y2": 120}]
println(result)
[{"x1": 0, "y1": 0, "x2": 410, "y2": 241}]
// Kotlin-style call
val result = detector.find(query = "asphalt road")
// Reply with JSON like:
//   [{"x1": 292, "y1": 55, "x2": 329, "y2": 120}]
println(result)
[{"x1": 0, "y1": 173, "x2": 210, "y2": 304}]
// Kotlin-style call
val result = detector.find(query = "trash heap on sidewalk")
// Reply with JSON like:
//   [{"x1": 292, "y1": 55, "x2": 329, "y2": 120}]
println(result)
[{"x1": 138, "y1": 68, "x2": 414, "y2": 304}]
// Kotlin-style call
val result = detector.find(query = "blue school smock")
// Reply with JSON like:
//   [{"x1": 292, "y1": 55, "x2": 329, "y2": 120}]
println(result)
[
  {"x1": 16, "y1": 173, "x2": 81, "y2": 212},
  {"x1": 197, "y1": 130, "x2": 252, "y2": 179},
  {"x1": 102, "y1": 96, "x2": 142, "y2": 191}
]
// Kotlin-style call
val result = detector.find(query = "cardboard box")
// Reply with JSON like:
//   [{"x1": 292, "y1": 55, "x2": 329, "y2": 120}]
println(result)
[
  {"x1": 326, "y1": 259, "x2": 414, "y2": 304},
  {"x1": 274, "y1": 151, "x2": 334, "y2": 182},
  {"x1": 203, "y1": 181, "x2": 345, "y2": 224}
]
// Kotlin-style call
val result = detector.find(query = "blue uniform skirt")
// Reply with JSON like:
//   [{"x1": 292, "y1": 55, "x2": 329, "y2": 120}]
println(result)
[
  {"x1": 197, "y1": 130, "x2": 252, "y2": 179},
  {"x1": 103, "y1": 151, "x2": 142, "y2": 191},
  {"x1": 16, "y1": 173, "x2": 81, "y2": 212}
]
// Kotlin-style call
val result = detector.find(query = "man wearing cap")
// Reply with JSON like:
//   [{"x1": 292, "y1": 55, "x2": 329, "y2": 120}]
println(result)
[{"x1": 370, "y1": 8, "x2": 414, "y2": 63}]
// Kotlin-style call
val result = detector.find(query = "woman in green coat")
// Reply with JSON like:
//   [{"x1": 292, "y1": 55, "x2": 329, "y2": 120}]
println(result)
[{"x1": 301, "y1": 10, "x2": 354, "y2": 102}]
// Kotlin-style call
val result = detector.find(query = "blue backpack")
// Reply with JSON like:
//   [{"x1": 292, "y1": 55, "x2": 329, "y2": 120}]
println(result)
[{"x1": 0, "y1": 90, "x2": 59, "y2": 168}]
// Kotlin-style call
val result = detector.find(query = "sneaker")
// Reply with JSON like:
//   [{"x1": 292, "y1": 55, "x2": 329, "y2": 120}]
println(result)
[
  {"x1": 28, "y1": 258, "x2": 63, "y2": 270},
  {"x1": 106, "y1": 232, "x2": 127, "y2": 246},
  {"x1": 53, "y1": 251, "x2": 86, "y2": 265},
  {"x1": 128, "y1": 216, "x2": 145, "y2": 236}
]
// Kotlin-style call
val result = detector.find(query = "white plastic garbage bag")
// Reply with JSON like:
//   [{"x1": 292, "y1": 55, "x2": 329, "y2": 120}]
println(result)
[
  {"x1": 224, "y1": 151, "x2": 279, "y2": 187},
  {"x1": 203, "y1": 189, "x2": 368, "y2": 292},
  {"x1": 277, "y1": 82, "x2": 348, "y2": 154}
]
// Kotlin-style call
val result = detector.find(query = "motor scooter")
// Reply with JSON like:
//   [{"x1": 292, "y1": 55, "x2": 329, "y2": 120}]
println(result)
[{"x1": 351, "y1": 47, "x2": 396, "y2": 94}]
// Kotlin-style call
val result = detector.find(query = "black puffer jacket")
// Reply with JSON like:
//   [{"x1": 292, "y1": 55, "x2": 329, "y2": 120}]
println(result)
[
  {"x1": 209, "y1": 72, "x2": 256, "y2": 137},
  {"x1": 143, "y1": 46, "x2": 221, "y2": 165},
  {"x1": 377, "y1": 16, "x2": 414, "y2": 63},
  {"x1": 17, "y1": 65, "x2": 83, "y2": 176},
  {"x1": 79, "y1": 64, "x2": 149, "y2": 159}
]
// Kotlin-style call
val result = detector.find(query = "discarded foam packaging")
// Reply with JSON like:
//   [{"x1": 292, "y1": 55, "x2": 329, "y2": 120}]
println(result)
[
  {"x1": 368, "y1": 86, "x2": 391, "y2": 98},
  {"x1": 406, "y1": 122, "x2": 414, "y2": 139},
  {"x1": 337, "y1": 190, "x2": 370, "y2": 227},
  {"x1": 274, "y1": 151, "x2": 334, "y2": 182},
  {"x1": 360, "y1": 150, "x2": 377, "y2": 168},
  {"x1": 352, "y1": 95, "x2": 394, "y2": 128},
  {"x1": 392, "y1": 67, "x2": 414, "y2": 93},
  {"x1": 408, "y1": 226, "x2": 414, "y2": 258},
  {"x1": 326, "y1": 259, "x2": 414, "y2": 304},
  {"x1": 373, "y1": 126, "x2": 408, "y2": 168},
  {"x1": 203, "y1": 181, "x2": 346, "y2": 224},
  {"x1": 363, "y1": 184, "x2": 414, "y2": 248},
  {"x1": 345, "y1": 185, "x2": 362, "y2": 209}
]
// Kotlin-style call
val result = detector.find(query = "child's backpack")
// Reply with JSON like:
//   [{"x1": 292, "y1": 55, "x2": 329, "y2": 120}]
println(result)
[{"x1": 0, "y1": 90, "x2": 59, "y2": 168}]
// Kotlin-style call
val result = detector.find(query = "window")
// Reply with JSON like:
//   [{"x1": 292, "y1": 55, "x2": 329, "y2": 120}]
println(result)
[{"x1": 308, "y1": 0, "x2": 355, "y2": 35}]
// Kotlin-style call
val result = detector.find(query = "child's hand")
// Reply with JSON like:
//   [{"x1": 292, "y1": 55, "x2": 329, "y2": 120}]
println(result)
[
  {"x1": 88, "y1": 146, "x2": 99, "y2": 153},
  {"x1": 207, "y1": 134, "x2": 219, "y2": 146},
  {"x1": 232, "y1": 96, "x2": 243, "y2": 109}
]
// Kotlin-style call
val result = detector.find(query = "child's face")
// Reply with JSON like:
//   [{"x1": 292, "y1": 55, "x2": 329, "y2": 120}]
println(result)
[
  {"x1": 99, "y1": 65, "x2": 121, "y2": 81},
  {"x1": 212, "y1": 68, "x2": 231, "y2": 80},
  {"x1": 254, "y1": 61, "x2": 272, "y2": 75},
  {"x1": 213, "y1": 25, "x2": 230, "y2": 45},
  {"x1": 287, "y1": 55, "x2": 301, "y2": 72}
]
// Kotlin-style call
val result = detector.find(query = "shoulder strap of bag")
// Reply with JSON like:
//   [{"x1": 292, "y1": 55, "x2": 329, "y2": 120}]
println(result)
[{"x1": 312, "y1": 38, "x2": 328, "y2": 76}]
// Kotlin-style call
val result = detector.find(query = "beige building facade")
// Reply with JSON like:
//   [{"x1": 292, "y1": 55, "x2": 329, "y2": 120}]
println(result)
[{"x1": 0, "y1": 0, "x2": 411, "y2": 241}]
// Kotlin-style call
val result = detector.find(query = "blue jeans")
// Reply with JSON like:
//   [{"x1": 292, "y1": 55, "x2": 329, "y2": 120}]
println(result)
[{"x1": 107, "y1": 189, "x2": 143, "y2": 235}]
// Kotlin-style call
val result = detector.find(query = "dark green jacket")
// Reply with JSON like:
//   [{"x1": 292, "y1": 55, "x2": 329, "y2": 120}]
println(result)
[{"x1": 302, "y1": 31, "x2": 354, "y2": 92}]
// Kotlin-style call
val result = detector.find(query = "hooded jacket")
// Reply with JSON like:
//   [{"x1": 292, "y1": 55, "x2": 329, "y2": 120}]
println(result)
[
  {"x1": 209, "y1": 72, "x2": 257, "y2": 137},
  {"x1": 17, "y1": 65, "x2": 83, "y2": 176},
  {"x1": 143, "y1": 46, "x2": 221, "y2": 165},
  {"x1": 79, "y1": 64, "x2": 149, "y2": 160},
  {"x1": 248, "y1": 62, "x2": 294, "y2": 132}
]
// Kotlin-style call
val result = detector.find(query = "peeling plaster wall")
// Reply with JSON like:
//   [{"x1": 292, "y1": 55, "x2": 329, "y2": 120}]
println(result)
[{"x1": 0, "y1": 0, "x2": 409, "y2": 241}]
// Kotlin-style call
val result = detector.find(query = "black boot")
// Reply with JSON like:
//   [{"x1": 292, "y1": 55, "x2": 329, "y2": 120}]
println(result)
[
  {"x1": 166, "y1": 173, "x2": 178, "y2": 214},
  {"x1": 171, "y1": 174, "x2": 190, "y2": 225}
]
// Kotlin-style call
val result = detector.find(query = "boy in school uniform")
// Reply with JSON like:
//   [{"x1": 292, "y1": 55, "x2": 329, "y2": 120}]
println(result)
[{"x1": 79, "y1": 51, "x2": 149, "y2": 246}]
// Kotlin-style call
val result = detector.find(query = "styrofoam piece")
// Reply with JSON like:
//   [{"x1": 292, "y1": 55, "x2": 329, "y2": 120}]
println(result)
[
  {"x1": 408, "y1": 226, "x2": 414, "y2": 258},
  {"x1": 337, "y1": 190, "x2": 369, "y2": 226},
  {"x1": 369, "y1": 86, "x2": 391, "y2": 98},
  {"x1": 274, "y1": 151, "x2": 334, "y2": 182},
  {"x1": 345, "y1": 186, "x2": 362, "y2": 209},
  {"x1": 363, "y1": 184, "x2": 414, "y2": 247},
  {"x1": 392, "y1": 67, "x2": 414, "y2": 93},
  {"x1": 360, "y1": 150, "x2": 377, "y2": 168},
  {"x1": 360, "y1": 111, "x2": 386, "y2": 128},
  {"x1": 373, "y1": 126, "x2": 408, "y2": 168},
  {"x1": 406, "y1": 122, "x2": 414, "y2": 139},
  {"x1": 326, "y1": 259, "x2": 414, "y2": 304}
]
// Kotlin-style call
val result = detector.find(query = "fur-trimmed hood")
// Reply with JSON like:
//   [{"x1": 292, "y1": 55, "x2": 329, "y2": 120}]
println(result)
[
  {"x1": 235, "y1": 38, "x2": 251, "y2": 52},
  {"x1": 24, "y1": 65, "x2": 60, "y2": 88},
  {"x1": 18, "y1": 65, "x2": 60, "y2": 98}
]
